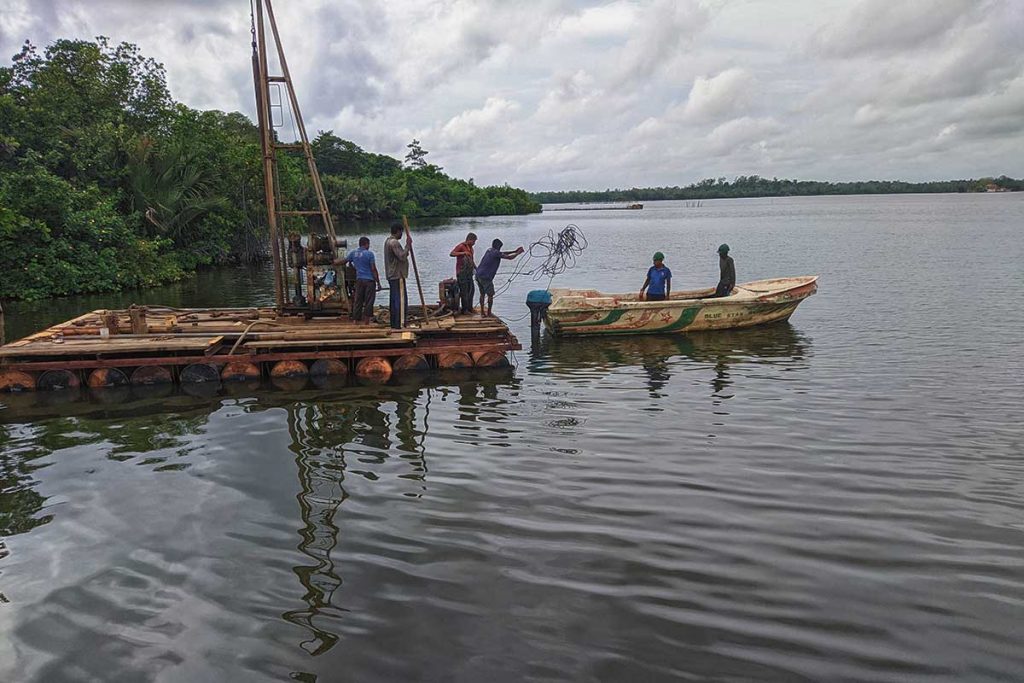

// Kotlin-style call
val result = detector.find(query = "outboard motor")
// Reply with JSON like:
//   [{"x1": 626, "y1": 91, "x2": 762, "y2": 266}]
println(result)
[{"x1": 526, "y1": 289, "x2": 552, "y2": 333}]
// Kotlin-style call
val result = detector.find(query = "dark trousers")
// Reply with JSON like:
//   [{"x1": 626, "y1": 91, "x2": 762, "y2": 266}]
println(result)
[
  {"x1": 351, "y1": 279, "x2": 376, "y2": 321},
  {"x1": 646, "y1": 293, "x2": 666, "y2": 301},
  {"x1": 457, "y1": 272, "x2": 475, "y2": 313},
  {"x1": 712, "y1": 281, "x2": 733, "y2": 298},
  {"x1": 388, "y1": 278, "x2": 407, "y2": 329}
]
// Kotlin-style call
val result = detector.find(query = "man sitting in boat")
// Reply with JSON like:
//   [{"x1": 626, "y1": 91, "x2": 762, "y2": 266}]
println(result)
[
  {"x1": 712, "y1": 244, "x2": 735, "y2": 297},
  {"x1": 640, "y1": 252, "x2": 672, "y2": 301}
]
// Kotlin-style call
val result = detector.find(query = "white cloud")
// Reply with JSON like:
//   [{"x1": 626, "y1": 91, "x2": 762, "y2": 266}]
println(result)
[
  {"x1": 610, "y1": 0, "x2": 711, "y2": 87},
  {"x1": 706, "y1": 116, "x2": 781, "y2": 153},
  {"x1": 553, "y1": 1, "x2": 639, "y2": 40},
  {"x1": 439, "y1": 97, "x2": 520, "y2": 148},
  {"x1": 1, "y1": 0, "x2": 1022, "y2": 190},
  {"x1": 683, "y1": 68, "x2": 753, "y2": 121},
  {"x1": 808, "y1": 0, "x2": 982, "y2": 58}
]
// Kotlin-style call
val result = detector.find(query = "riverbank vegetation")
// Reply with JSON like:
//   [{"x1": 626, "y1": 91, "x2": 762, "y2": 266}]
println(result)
[
  {"x1": 532, "y1": 175, "x2": 1023, "y2": 204},
  {"x1": 0, "y1": 38, "x2": 539, "y2": 301}
]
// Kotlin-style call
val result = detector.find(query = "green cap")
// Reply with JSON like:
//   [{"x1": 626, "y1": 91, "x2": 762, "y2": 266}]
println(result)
[
  {"x1": 718, "y1": 244, "x2": 730, "y2": 254},
  {"x1": 653, "y1": 251, "x2": 665, "y2": 261}
]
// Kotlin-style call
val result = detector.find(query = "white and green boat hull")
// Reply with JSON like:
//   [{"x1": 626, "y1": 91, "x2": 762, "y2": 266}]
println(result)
[{"x1": 545, "y1": 277, "x2": 818, "y2": 337}]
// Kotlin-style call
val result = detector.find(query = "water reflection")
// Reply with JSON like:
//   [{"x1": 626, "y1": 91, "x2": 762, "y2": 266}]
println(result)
[
  {"x1": 282, "y1": 402, "x2": 350, "y2": 656},
  {"x1": 0, "y1": 331, "x2": 815, "y2": 669},
  {"x1": 0, "y1": 373, "x2": 517, "y2": 663},
  {"x1": 530, "y1": 323, "x2": 811, "y2": 403}
]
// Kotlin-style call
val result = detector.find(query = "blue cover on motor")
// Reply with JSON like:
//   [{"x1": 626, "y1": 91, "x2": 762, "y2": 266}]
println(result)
[{"x1": 526, "y1": 289, "x2": 552, "y2": 305}]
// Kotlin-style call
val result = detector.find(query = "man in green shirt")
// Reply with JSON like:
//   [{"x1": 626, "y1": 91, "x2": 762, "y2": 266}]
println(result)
[
  {"x1": 384, "y1": 223, "x2": 412, "y2": 328},
  {"x1": 713, "y1": 244, "x2": 736, "y2": 297}
]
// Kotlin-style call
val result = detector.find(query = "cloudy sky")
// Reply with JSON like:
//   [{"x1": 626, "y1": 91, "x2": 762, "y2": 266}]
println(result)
[{"x1": 2, "y1": 0, "x2": 1023, "y2": 190}]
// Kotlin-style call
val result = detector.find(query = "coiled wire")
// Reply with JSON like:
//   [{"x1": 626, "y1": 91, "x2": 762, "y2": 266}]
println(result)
[{"x1": 493, "y1": 224, "x2": 587, "y2": 298}]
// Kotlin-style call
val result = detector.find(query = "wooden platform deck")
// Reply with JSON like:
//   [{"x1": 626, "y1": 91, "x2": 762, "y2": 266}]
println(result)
[{"x1": 0, "y1": 305, "x2": 520, "y2": 391}]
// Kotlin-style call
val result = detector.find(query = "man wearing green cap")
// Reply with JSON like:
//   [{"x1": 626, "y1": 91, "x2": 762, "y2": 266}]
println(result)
[
  {"x1": 640, "y1": 252, "x2": 672, "y2": 301},
  {"x1": 713, "y1": 244, "x2": 735, "y2": 297}
]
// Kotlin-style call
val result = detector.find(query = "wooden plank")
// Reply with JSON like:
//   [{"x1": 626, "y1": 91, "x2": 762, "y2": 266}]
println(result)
[
  {"x1": 243, "y1": 336, "x2": 415, "y2": 350},
  {"x1": 0, "y1": 335, "x2": 224, "y2": 357},
  {"x1": 1, "y1": 335, "x2": 522, "y2": 372},
  {"x1": 418, "y1": 326, "x2": 509, "y2": 335}
]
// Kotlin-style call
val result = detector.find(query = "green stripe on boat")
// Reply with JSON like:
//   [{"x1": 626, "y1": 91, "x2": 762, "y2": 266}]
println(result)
[
  {"x1": 561, "y1": 306, "x2": 701, "y2": 334},
  {"x1": 559, "y1": 308, "x2": 628, "y2": 327}
]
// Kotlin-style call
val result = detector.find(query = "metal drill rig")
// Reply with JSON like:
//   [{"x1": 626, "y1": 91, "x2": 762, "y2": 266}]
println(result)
[{"x1": 251, "y1": 0, "x2": 347, "y2": 315}]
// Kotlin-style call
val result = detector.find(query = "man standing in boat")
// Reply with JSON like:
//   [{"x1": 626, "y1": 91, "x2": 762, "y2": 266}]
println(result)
[
  {"x1": 384, "y1": 223, "x2": 413, "y2": 329},
  {"x1": 450, "y1": 232, "x2": 478, "y2": 315},
  {"x1": 476, "y1": 239, "x2": 525, "y2": 317},
  {"x1": 640, "y1": 252, "x2": 672, "y2": 301},
  {"x1": 713, "y1": 244, "x2": 735, "y2": 297}
]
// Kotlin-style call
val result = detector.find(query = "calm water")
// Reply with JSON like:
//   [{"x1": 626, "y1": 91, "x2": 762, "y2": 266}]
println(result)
[{"x1": 2, "y1": 194, "x2": 1023, "y2": 682}]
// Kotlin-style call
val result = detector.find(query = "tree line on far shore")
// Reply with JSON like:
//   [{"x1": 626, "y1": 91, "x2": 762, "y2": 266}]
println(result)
[
  {"x1": 531, "y1": 175, "x2": 1023, "y2": 204},
  {"x1": 0, "y1": 38, "x2": 539, "y2": 301}
]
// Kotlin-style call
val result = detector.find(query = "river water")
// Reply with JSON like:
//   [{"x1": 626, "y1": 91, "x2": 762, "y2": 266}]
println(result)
[{"x1": 1, "y1": 194, "x2": 1023, "y2": 681}]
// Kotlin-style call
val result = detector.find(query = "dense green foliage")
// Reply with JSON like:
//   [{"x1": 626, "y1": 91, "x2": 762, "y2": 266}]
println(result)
[
  {"x1": 307, "y1": 132, "x2": 540, "y2": 221},
  {"x1": 532, "y1": 175, "x2": 1023, "y2": 204},
  {"x1": 0, "y1": 37, "x2": 539, "y2": 300}
]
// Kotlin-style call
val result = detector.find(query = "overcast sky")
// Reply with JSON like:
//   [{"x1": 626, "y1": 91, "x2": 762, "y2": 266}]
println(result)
[{"x1": 2, "y1": 0, "x2": 1022, "y2": 190}]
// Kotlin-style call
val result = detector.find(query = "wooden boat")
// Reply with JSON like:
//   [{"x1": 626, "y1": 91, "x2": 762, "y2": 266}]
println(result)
[{"x1": 545, "y1": 276, "x2": 817, "y2": 336}]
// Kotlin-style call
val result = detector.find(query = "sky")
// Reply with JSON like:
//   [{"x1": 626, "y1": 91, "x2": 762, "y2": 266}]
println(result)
[{"x1": 2, "y1": 0, "x2": 1023, "y2": 190}]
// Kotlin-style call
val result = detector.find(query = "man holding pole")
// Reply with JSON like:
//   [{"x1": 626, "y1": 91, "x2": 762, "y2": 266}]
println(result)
[{"x1": 384, "y1": 223, "x2": 413, "y2": 328}]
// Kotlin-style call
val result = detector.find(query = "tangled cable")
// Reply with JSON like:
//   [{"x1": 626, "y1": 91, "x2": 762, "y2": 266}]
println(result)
[{"x1": 493, "y1": 224, "x2": 587, "y2": 298}]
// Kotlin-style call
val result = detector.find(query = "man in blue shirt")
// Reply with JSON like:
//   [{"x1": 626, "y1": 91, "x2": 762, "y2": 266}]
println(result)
[
  {"x1": 342, "y1": 236, "x2": 381, "y2": 324},
  {"x1": 639, "y1": 251, "x2": 672, "y2": 301},
  {"x1": 475, "y1": 239, "x2": 524, "y2": 317}
]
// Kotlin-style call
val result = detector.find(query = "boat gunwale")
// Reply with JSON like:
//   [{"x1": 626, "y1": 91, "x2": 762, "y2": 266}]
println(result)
[{"x1": 547, "y1": 276, "x2": 818, "y2": 314}]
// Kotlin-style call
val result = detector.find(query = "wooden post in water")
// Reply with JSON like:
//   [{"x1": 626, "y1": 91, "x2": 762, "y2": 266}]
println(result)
[
  {"x1": 402, "y1": 215, "x2": 430, "y2": 321},
  {"x1": 0, "y1": 300, "x2": 5, "y2": 346}
]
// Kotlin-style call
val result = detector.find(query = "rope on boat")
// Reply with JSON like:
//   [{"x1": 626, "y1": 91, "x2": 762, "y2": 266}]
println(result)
[{"x1": 493, "y1": 223, "x2": 587, "y2": 298}]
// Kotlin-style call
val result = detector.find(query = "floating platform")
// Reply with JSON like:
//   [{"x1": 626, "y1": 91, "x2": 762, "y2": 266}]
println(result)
[
  {"x1": 543, "y1": 203, "x2": 643, "y2": 211},
  {"x1": 0, "y1": 305, "x2": 520, "y2": 392}
]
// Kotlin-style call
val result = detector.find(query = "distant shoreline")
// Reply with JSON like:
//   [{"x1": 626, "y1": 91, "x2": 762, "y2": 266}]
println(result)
[{"x1": 531, "y1": 176, "x2": 1021, "y2": 204}]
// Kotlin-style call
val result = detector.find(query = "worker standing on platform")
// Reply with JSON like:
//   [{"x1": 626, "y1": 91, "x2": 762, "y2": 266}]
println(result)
[
  {"x1": 476, "y1": 239, "x2": 524, "y2": 317},
  {"x1": 450, "y1": 232, "x2": 478, "y2": 315},
  {"x1": 713, "y1": 244, "x2": 736, "y2": 297},
  {"x1": 342, "y1": 236, "x2": 381, "y2": 324},
  {"x1": 384, "y1": 223, "x2": 412, "y2": 328}
]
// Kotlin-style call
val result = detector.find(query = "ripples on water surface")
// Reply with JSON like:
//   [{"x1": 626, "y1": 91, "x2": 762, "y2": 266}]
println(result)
[{"x1": 2, "y1": 195, "x2": 1023, "y2": 681}]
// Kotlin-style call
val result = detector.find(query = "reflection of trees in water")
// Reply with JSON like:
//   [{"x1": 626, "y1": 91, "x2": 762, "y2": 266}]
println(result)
[
  {"x1": 0, "y1": 374, "x2": 513, "y2": 656},
  {"x1": 536, "y1": 323, "x2": 812, "y2": 401},
  {"x1": 0, "y1": 396, "x2": 221, "y2": 548},
  {"x1": 0, "y1": 425, "x2": 53, "y2": 559}
]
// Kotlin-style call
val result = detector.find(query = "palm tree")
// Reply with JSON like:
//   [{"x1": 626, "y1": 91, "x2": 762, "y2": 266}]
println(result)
[{"x1": 126, "y1": 135, "x2": 226, "y2": 244}]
